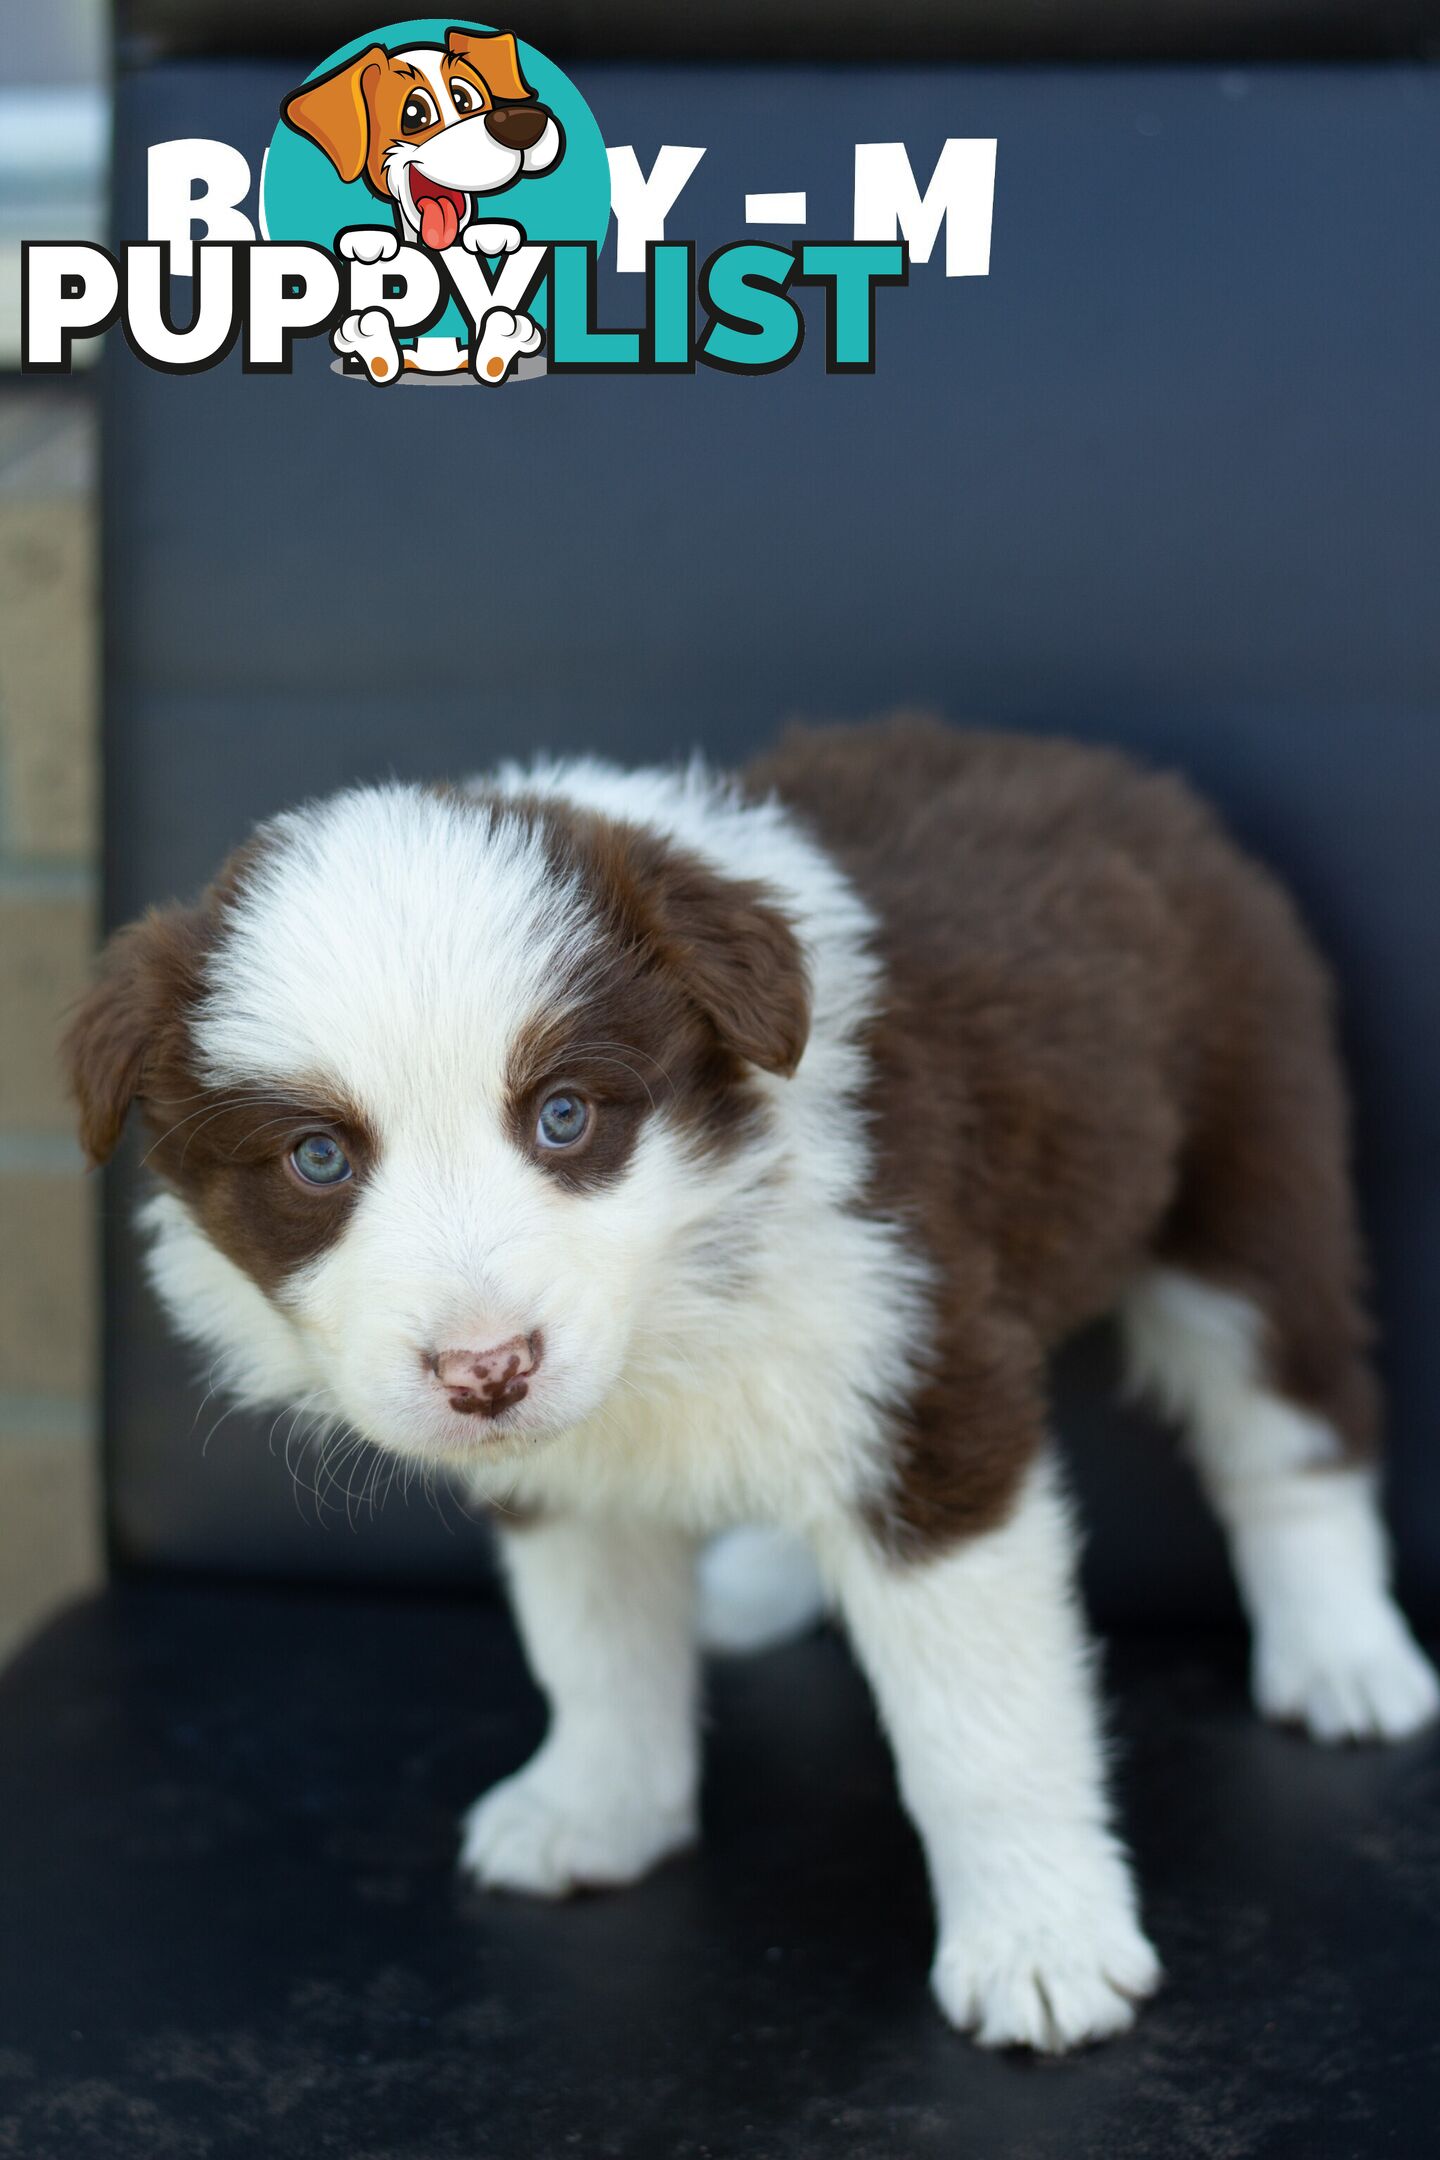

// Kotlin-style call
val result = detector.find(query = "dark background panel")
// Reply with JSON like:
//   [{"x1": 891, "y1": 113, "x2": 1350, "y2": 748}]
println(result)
[
  {"x1": 108, "y1": 65, "x2": 1440, "y2": 761},
  {"x1": 114, "y1": 0, "x2": 1440, "y2": 62},
  {"x1": 103, "y1": 60, "x2": 1440, "y2": 1617}
]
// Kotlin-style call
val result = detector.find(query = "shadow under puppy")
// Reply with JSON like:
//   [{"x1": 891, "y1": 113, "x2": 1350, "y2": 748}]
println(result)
[{"x1": 67, "y1": 718, "x2": 1438, "y2": 2051}]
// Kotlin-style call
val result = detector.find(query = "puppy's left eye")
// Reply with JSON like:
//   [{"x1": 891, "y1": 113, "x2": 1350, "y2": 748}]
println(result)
[
  {"x1": 536, "y1": 1093, "x2": 590, "y2": 1149},
  {"x1": 400, "y1": 90, "x2": 437, "y2": 133},
  {"x1": 290, "y1": 1133, "x2": 352, "y2": 1186},
  {"x1": 449, "y1": 81, "x2": 479, "y2": 115}
]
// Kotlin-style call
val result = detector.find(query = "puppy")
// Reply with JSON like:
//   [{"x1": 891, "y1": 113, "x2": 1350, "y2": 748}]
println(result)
[
  {"x1": 282, "y1": 27, "x2": 561, "y2": 383},
  {"x1": 67, "y1": 719, "x2": 1438, "y2": 2052}
]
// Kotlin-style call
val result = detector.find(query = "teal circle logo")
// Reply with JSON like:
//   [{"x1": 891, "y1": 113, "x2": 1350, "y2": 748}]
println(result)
[{"x1": 261, "y1": 18, "x2": 610, "y2": 379}]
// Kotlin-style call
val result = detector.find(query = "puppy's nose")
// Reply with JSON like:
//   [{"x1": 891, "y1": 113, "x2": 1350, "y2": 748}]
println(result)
[
  {"x1": 432, "y1": 1333, "x2": 541, "y2": 1417},
  {"x1": 484, "y1": 103, "x2": 551, "y2": 151}
]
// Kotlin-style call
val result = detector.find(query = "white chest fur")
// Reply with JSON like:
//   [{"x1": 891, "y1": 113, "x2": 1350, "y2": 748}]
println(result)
[{"x1": 483, "y1": 1190, "x2": 932, "y2": 1536}]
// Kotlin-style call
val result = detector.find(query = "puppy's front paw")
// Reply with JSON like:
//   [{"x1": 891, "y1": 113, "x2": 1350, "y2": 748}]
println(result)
[
  {"x1": 1255, "y1": 1602, "x2": 1440, "y2": 1743},
  {"x1": 337, "y1": 227, "x2": 400, "y2": 264},
  {"x1": 471, "y1": 308, "x2": 543, "y2": 384},
  {"x1": 458, "y1": 1760, "x2": 697, "y2": 1898},
  {"x1": 932, "y1": 1868, "x2": 1161, "y2": 2052},
  {"x1": 463, "y1": 221, "x2": 525, "y2": 258}
]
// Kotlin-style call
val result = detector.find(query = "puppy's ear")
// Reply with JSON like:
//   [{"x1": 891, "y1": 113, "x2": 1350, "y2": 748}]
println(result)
[
  {"x1": 281, "y1": 45, "x2": 387, "y2": 184},
  {"x1": 64, "y1": 907, "x2": 204, "y2": 1168},
  {"x1": 445, "y1": 27, "x2": 535, "y2": 103},
  {"x1": 624, "y1": 838, "x2": 812, "y2": 1079}
]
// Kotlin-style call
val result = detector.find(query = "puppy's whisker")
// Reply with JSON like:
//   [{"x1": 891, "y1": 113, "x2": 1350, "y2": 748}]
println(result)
[
  {"x1": 221, "y1": 1115, "x2": 313, "y2": 1156},
  {"x1": 146, "y1": 1082, "x2": 279, "y2": 1112},
  {"x1": 199, "y1": 1400, "x2": 241, "y2": 1460},
  {"x1": 567, "y1": 1039, "x2": 675, "y2": 1087},
  {"x1": 190, "y1": 1356, "x2": 225, "y2": 1437},
  {"x1": 558, "y1": 1051, "x2": 660, "y2": 1108},
  {"x1": 139, "y1": 1092, "x2": 291, "y2": 1166}
]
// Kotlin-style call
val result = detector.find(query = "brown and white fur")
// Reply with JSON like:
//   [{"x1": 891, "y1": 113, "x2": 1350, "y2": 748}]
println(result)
[
  {"x1": 282, "y1": 29, "x2": 561, "y2": 383},
  {"x1": 66, "y1": 719, "x2": 1438, "y2": 2052}
]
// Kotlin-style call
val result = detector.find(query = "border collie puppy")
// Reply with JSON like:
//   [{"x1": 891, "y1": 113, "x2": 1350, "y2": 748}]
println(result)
[{"x1": 67, "y1": 718, "x2": 1437, "y2": 2052}]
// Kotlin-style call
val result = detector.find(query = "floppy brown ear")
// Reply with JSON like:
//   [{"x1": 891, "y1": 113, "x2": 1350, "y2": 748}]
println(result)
[
  {"x1": 64, "y1": 908, "x2": 204, "y2": 1167},
  {"x1": 281, "y1": 45, "x2": 386, "y2": 184},
  {"x1": 446, "y1": 27, "x2": 535, "y2": 103},
  {"x1": 635, "y1": 843, "x2": 811, "y2": 1079}
]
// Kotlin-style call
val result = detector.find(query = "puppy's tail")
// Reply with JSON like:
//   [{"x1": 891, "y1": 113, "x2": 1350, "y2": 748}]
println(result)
[{"x1": 696, "y1": 1525, "x2": 828, "y2": 1655}]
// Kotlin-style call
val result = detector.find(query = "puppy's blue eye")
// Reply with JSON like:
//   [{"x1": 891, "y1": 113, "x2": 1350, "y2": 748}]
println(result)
[
  {"x1": 536, "y1": 1093, "x2": 589, "y2": 1149},
  {"x1": 290, "y1": 1133, "x2": 351, "y2": 1186}
]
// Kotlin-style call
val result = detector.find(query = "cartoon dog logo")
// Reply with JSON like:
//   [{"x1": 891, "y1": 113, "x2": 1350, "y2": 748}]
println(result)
[{"x1": 281, "y1": 26, "x2": 564, "y2": 384}]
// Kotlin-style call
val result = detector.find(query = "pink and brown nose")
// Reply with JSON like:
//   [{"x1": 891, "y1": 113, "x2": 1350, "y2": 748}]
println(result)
[
  {"x1": 484, "y1": 103, "x2": 551, "y2": 151},
  {"x1": 431, "y1": 1333, "x2": 541, "y2": 1418}
]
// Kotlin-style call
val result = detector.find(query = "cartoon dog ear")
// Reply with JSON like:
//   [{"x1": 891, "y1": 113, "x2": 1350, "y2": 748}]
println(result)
[
  {"x1": 445, "y1": 27, "x2": 536, "y2": 103},
  {"x1": 64, "y1": 907, "x2": 205, "y2": 1167},
  {"x1": 281, "y1": 45, "x2": 387, "y2": 184}
]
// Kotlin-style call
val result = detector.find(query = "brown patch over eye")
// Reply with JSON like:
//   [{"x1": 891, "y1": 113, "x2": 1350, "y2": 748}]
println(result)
[
  {"x1": 486, "y1": 790, "x2": 813, "y2": 1190},
  {"x1": 508, "y1": 1044, "x2": 649, "y2": 1193},
  {"x1": 64, "y1": 824, "x2": 381, "y2": 1297},
  {"x1": 141, "y1": 1084, "x2": 377, "y2": 1295}
]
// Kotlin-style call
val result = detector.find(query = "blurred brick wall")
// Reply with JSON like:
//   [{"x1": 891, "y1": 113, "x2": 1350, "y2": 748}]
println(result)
[{"x1": 0, "y1": 388, "x2": 102, "y2": 1662}]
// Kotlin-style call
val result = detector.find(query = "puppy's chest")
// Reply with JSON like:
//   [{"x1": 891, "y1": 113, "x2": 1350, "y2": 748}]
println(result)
[
  {"x1": 492, "y1": 1363, "x2": 880, "y2": 1532},
  {"x1": 491, "y1": 1216, "x2": 934, "y2": 1532}
]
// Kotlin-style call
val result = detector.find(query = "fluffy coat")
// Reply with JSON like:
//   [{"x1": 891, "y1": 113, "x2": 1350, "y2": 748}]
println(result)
[{"x1": 67, "y1": 718, "x2": 1438, "y2": 2050}]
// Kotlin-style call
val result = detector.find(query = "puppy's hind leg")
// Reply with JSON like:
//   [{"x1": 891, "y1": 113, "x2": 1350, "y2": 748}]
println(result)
[
  {"x1": 471, "y1": 307, "x2": 543, "y2": 384},
  {"x1": 1122, "y1": 871, "x2": 1436, "y2": 1742},
  {"x1": 1122, "y1": 1267, "x2": 1437, "y2": 1742},
  {"x1": 332, "y1": 307, "x2": 401, "y2": 384},
  {"x1": 697, "y1": 1525, "x2": 828, "y2": 1654}
]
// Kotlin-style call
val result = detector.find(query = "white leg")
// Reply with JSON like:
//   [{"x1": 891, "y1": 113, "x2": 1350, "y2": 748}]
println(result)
[
  {"x1": 1123, "y1": 1267, "x2": 1438, "y2": 1743},
  {"x1": 819, "y1": 1456, "x2": 1160, "y2": 2051},
  {"x1": 1225, "y1": 1467, "x2": 1440, "y2": 1741},
  {"x1": 459, "y1": 1515, "x2": 700, "y2": 1895},
  {"x1": 697, "y1": 1524, "x2": 827, "y2": 1654}
]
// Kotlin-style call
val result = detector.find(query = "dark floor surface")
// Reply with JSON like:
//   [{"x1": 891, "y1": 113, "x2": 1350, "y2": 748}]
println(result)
[{"x1": 2, "y1": 1582, "x2": 1438, "y2": 2159}]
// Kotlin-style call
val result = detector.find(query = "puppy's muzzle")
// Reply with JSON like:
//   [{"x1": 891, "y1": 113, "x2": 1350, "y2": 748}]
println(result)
[
  {"x1": 485, "y1": 104, "x2": 552, "y2": 152},
  {"x1": 430, "y1": 1333, "x2": 542, "y2": 1418}
]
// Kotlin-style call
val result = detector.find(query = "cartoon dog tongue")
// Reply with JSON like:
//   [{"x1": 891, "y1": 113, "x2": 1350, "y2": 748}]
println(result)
[{"x1": 418, "y1": 190, "x2": 461, "y2": 251}]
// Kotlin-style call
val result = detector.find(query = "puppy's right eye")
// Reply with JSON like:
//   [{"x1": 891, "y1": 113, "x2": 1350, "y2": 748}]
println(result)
[
  {"x1": 401, "y1": 90, "x2": 437, "y2": 133},
  {"x1": 290, "y1": 1133, "x2": 352, "y2": 1187},
  {"x1": 536, "y1": 1093, "x2": 590, "y2": 1150}
]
